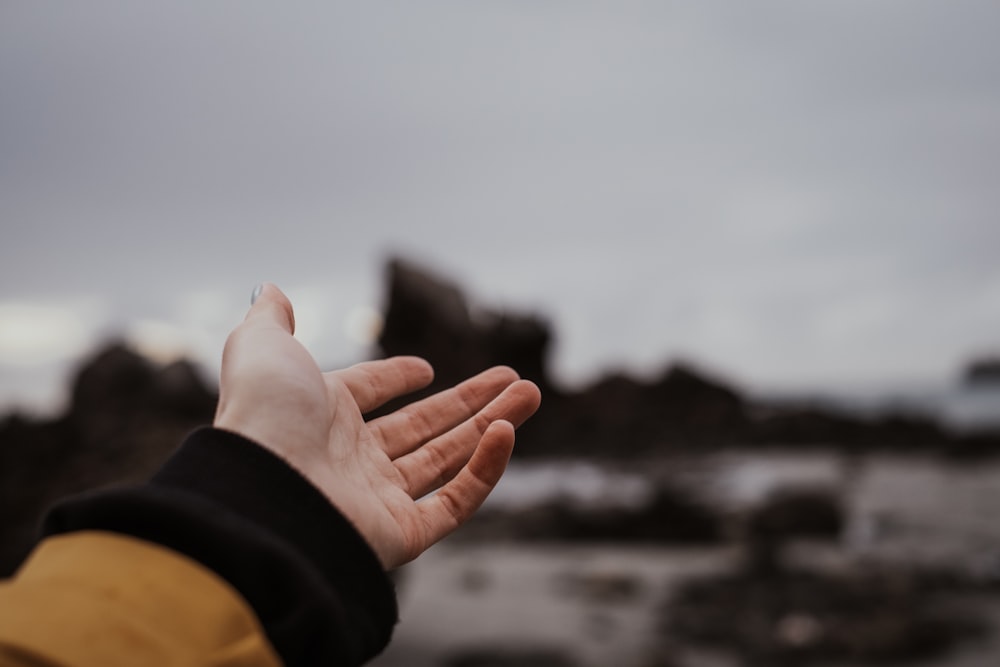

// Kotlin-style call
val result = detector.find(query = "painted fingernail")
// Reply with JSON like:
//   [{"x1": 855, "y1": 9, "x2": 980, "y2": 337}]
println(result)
[{"x1": 251, "y1": 284, "x2": 263, "y2": 305}]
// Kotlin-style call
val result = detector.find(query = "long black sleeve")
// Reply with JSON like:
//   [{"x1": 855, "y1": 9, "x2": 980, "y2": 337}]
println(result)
[{"x1": 42, "y1": 427, "x2": 398, "y2": 666}]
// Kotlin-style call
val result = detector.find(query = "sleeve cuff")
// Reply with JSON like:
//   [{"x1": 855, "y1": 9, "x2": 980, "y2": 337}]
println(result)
[{"x1": 43, "y1": 427, "x2": 398, "y2": 666}]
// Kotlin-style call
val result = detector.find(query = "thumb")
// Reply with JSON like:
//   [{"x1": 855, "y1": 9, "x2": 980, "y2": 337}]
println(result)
[{"x1": 246, "y1": 283, "x2": 296, "y2": 334}]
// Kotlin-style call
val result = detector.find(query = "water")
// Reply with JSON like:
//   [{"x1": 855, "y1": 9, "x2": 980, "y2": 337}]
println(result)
[
  {"x1": 369, "y1": 382, "x2": 1000, "y2": 666},
  {"x1": 373, "y1": 449, "x2": 1000, "y2": 667},
  {"x1": 487, "y1": 449, "x2": 1000, "y2": 571}
]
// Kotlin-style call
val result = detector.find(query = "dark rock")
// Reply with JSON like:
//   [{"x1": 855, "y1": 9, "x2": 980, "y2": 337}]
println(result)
[
  {"x1": 745, "y1": 405, "x2": 955, "y2": 452},
  {"x1": 154, "y1": 360, "x2": 217, "y2": 418},
  {"x1": 743, "y1": 488, "x2": 845, "y2": 576},
  {"x1": 464, "y1": 486, "x2": 723, "y2": 545},
  {"x1": 376, "y1": 255, "x2": 752, "y2": 457},
  {"x1": 65, "y1": 342, "x2": 215, "y2": 452},
  {"x1": 375, "y1": 256, "x2": 1000, "y2": 458},
  {"x1": 378, "y1": 257, "x2": 553, "y2": 394},
  {"x1": 964, "y1": 357, "x2": 1000, "y2": 386},
  {"x1": 745, "y1": 488, "x2": 844, "y2": 543},
  {"x1": 948, "y1": 430, "x2": 1000, "y2": 459},
  {"x1": 665, "y1": 564, "x2": 991, "y2": 665},
  {"x1": 546, "y1": 364, "x2": 747, "y2": 456},
  {"x1": 0, "y1": 342, "x2": 216, "y2": 575},
  {"x1": 69, "y1": 342, "x2": 157, "y2": 419}
]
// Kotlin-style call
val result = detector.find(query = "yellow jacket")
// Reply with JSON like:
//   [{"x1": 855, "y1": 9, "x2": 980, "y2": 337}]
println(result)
[
  {"x1": 0, "y1": 532, "x2": 280, "y2": 667},
  {"x1": 0, "y1": 428, "x2": 397, "y2": 667}
]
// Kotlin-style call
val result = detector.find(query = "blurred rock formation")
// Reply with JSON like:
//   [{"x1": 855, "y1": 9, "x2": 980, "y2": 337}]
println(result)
[
  {"x1": 379, "y1": 257, "x2": 554, "y2": 395},
  {"x1": 376, "y1": 257, "x2": 1000, "y2": 459},
  {"x1": 665, "y1": 563, "x2": 991, "y2": 665},
  {"x1": 965, "y1": 356, "x2": 1000, "y2": 385},
  {"x1": 459, "y1": 485, "x2": 724, "y2": 546},
  {"x1": 0, "y1": 343, "x2": 216, "y2": 575}
]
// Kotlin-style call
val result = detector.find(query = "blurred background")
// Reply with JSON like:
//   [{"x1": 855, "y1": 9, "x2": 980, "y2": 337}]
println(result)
[{"x1": 3, "y1": 3, "x2": 1000, "y2": 666}]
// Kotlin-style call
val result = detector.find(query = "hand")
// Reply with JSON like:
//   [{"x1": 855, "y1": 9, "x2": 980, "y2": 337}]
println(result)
[{"x1": 213, "y1": 284, "x2": 541, "y2": 568}]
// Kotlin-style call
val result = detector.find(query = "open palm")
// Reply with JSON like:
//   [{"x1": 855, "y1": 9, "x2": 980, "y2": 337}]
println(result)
[{"x1": 214, "y1": 284, "x2": 541, "y2": 568}]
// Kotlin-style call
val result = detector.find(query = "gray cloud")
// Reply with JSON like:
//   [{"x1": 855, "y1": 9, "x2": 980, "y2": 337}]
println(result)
[{"x1": 2, "y1": 1, "x2": 999, "y2": 408}]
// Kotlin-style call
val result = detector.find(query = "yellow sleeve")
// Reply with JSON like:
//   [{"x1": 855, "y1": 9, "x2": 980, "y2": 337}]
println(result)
[{"x1": 0, "y1": 531, "x2": 282, "y2": 667}]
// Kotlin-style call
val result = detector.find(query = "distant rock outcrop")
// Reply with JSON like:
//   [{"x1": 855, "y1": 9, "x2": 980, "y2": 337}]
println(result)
[
  {"x1": 0, "y1": 343, "x2": 216, "y2": 575},
  {"x1": 376, "y1": 257, "x2": 1000, "y2": 459},
  {"x1": 379, "y1": 257, "x2": 553, "y2": 393},
  {"x1": 964, "y1": 357, "x2": 1000, "y2": 386}
]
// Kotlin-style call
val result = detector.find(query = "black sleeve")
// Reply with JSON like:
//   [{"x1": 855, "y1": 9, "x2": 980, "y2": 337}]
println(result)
[{"x1": 42, "y1": 427, "x2": 398, "y2": 666}]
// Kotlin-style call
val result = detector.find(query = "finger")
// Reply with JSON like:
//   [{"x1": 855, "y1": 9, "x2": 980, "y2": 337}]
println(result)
[
  {"x1": 414, "y1": 420, "x2": 515, "y2": 550},
  {"x1": 330, "y1": 356, "x2": 434, "y2": 414},
  {"x1": 370, "y1": 365, "x2": 520, "y2": 459},
  {"x1": 243, "y1": 283, "x2": 295, "y2": 334},
  {"x1": 394, "y1": 379, "x2": 540, "y2": 499}
]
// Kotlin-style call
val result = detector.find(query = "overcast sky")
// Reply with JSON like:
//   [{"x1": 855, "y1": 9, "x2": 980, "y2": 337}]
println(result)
[{"x1": 2, "y1": 2, "x2": 999, "y2": 412}]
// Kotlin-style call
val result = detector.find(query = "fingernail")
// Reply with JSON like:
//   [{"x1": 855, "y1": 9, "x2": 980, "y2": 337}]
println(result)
[{"x1": 251, "y1": 284, "x2": 263, "y2": 305}]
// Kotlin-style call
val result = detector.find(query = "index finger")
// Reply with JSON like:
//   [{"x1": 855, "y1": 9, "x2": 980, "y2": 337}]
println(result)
[{"x1": 329, "y1": 356, "x2": 434, "y2": 414}]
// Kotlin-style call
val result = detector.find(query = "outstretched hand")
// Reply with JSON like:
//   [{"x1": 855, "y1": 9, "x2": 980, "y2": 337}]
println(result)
[{"x1": 213, "y1": 284, "x2": 541, "y2": 569}]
